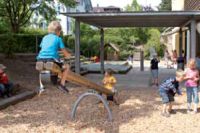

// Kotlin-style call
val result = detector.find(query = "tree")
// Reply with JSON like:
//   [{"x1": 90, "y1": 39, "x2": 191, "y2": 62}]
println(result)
[
  {"x1": 0, "y1": 0, "x2": 76, "y2": 33},
  {"x1": 144, "y1": 29, "x2": 165, "y2": 58},
  {"x1": 158, "y1": 0, "x2": 171, "y2": 11},
  {"x1": 125, "y1": 0, "x2": 142, "y2": 11}
]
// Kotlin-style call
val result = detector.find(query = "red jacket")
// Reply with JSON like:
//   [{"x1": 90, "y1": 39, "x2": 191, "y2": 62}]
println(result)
[{"x1": 0, "y1": 73, "x2": 9, "y2": 84}]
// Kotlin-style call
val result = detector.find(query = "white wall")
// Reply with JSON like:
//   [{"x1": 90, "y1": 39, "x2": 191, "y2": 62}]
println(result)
[
  {"x1": 171, "y1": 0, "x2": 184, "y2": 11},
  {"x1": 171, "y1": 0, "x2": 184, "y2": 53}
]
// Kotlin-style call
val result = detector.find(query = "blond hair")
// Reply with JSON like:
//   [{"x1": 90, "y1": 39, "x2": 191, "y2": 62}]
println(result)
[
  {"x1": 187, "y1": 58, "x2": 196, "y2": 68},
  {"x1": 48, "y1": 21, "x2": 62, "y2": 34},
  {"x1": 176, "y1": 69, "x2": 185, "y2": 78}
]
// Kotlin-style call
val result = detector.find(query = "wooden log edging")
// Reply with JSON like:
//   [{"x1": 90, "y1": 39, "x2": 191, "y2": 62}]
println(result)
[{"x1": 0, "y1": 90, "x2": 37, "y2": 110}]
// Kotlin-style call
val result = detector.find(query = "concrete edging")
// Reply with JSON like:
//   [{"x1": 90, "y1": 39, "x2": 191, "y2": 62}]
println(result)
[{"x1": 0, "y1": 90, "x2": 37, "y2": 110}]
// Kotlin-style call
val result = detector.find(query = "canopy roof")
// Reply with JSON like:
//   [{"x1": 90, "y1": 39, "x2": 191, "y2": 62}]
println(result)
[{"x1": 62, "y1": 11, "x2": 200, "y2": 27}]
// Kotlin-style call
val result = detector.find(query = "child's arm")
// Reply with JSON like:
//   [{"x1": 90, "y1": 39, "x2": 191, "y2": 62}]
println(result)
[
  {"x1": 183, "y1": 70, "x2": 192, "y2": 80},
  {"x1": 184, "y1": 76, "x2": 192, "y2": 80},
  {"x1": 110, "y1": 77, "x2": 117, "y2": 84},
  {"x1": 193, "y1": 70, "x2": 200, "y2": 82},
  {"x1": 102, "y1": 78, "x2": 107, "y2": 84},
  {"x1": 176, "y1": 88, "x2": 182, "y2": 95},
  {"x1": 60, "y1": 49, "x2": 71, "y2": 58}
]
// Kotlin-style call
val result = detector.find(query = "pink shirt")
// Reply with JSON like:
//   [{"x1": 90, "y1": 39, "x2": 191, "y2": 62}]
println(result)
[{"x1": 185, "y1": 68, "x2": 198, "y2": 87}]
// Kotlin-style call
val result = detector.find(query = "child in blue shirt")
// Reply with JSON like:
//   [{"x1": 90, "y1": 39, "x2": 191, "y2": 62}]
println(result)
[
  {"x1": 159, "y1": 70, "x2": 184, "y2": 117},
  {"x1": 37, "y1": 21, "x2": 71, "y2": 93}
]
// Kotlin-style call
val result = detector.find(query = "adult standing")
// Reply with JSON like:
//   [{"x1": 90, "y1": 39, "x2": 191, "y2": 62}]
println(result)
[
  {"x1": 164, "y1": 49, "x2": 171, "y2": 68},
  {"x1": 172, "y1": 50, "x2": 177, "y2": 65}
]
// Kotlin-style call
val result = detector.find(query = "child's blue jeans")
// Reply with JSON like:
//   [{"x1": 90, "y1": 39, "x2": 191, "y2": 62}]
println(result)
[
  {"x1": 186, "y1": 87, "x2": 199, "y2": 104},
  {"x1": 0, "y1": 84, "x2": 5, "y2": 94}
]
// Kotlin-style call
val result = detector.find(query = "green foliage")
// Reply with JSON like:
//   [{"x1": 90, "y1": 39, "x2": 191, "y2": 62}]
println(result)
[
  {"x1": 20, "y1": 28, "x2": 48, "y2": 35},
  {"x1": 144, "y1": 29, "x2": 165, "y2": 58},
  {"x1": 0, "y1": 19, "x2": 9, "y2": 34},
  {"x1": 158, "y1": 0, "x2": 171, "y2": 11},
  {"x1": 0, "y1": 0, "x2": 76, "y2": 33},
  {"x1": 0, "y1": 34, "x2": 44, "y2": 57},
  {"x1": 0, "y1": 34, "x2": 16, "y2": 58},
  {"x1": 125, "y1": 0, "x2": 142, "y2": 11}
]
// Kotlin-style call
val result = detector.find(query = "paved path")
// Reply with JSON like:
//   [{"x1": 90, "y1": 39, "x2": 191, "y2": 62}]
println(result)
[{"x1": 86, "y1": 60, "x2": 177, "y2": 88}]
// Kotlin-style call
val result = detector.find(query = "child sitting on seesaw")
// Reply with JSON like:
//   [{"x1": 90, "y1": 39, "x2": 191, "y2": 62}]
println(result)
[
  {"x1": 0, "y1": 68, "x2": 13, "y2": 98},
  {"x1": 159, "y1": 69, "x2": 184, "y2": 117},
  {"x1": 102, "y1": 69, "x2": 119, "y2": 105},
  {"x1": 37, "y1": 21, "x2": 71, "y2": 93}
]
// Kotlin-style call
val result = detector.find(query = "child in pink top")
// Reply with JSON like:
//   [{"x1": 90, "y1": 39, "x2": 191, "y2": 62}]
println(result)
[{"x1": 185, "y1": 59, "x2": 199, "y2": 114}]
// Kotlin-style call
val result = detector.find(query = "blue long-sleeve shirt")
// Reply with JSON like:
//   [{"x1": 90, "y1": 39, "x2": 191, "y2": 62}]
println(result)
[{"x1": 159, "y1": 77, "x2": 181, "y2": 95}]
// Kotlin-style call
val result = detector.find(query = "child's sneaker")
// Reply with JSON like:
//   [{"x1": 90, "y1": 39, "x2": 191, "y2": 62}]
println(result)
[
  {"x1": 187, "y1": 109, "x2": 192, "y2": 114},
  {"x1": 161, "y1": 112, "x2": 170, "y2": 117},
  {"x1": 155, "y1": 83, "x2": 159, "y2": 87},
  {"x1": 169, "y1": 109, "x2": 176, "y2": 114},
  {"x1": 38, "y1": 88, "x2": 45, "y2": 95},
  {"x1": 57, "y1": 84, "x2": 69, "y2": 93},
  {"x1": 191, "y1": 110, "x2": 197, "y2": 114}
]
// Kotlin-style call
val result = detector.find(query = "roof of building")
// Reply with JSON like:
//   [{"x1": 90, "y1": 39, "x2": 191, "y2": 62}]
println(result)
[
  {"x1": 105, "y1": 43, "x2": 120, "y2": 52},
  {"x1": 93, "y1": 5, "x2": 121, "y2": 12},
  {"x1": 61, "y1": 11, "x2": 200, "y2": 27}
]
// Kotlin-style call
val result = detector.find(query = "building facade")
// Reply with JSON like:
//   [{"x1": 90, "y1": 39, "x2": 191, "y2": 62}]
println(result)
[
  {"x1": 185, "y1": 0, "x2": 200, "y2": 10},
  {"x1": 93, "y1": 5, "x2": 122, "y2": 12},
  {"x1": 30, "y1": 0, "x2": 92, "y2": 35},
  {"x1": 162, "y1": 0, "x2": 200, "y2": 60}
]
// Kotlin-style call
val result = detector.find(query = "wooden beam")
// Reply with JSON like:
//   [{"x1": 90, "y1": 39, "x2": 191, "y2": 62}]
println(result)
[{"x1": 65, "y1": 71, "x2": 114, "y2": 95}]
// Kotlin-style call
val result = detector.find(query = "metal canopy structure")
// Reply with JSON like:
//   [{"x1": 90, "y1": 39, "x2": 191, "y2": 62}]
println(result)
[
  {"x1": 63, "y1": 11, "x2": 200, "y2": 27},
  {"x1": 62, "y1": 11, "x2": 200, "y2": 74}
]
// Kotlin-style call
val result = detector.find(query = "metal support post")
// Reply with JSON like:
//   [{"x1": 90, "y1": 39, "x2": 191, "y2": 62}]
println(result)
[
  {"x1": 75, "y1": 20, "x2": 80, "y2": 74},
  {"x1": 179, "y1": 29, "x2": 183, "y2": 57},
  {"x1": 100, "y1": 28, "x2": 105, "y2": 74},
  {"x1": 186, "y1": 30, "x2": 190, "y2": 61},
  {"x1": 190, "y1": 19, "x2": 196, "y2": 58},
  {"x1": 140, "y1": 50, "x2": 144, "y2": 71}
]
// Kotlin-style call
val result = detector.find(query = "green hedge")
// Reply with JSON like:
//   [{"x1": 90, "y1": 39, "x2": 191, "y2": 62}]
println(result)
[{"x1": 0, "y1": 34, "x2": 45, "y2": 55}]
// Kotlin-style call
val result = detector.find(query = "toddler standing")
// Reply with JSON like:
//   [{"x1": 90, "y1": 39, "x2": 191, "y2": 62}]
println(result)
[
  {"x1": 184, "y1": 59, "x2": 199, "y2": 114},
  {"x1": 102, "y1": 69, "x2": 119, "y2": 105}
]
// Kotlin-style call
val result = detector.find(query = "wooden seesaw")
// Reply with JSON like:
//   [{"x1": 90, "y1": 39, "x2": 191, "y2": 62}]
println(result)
[{"x1": 36, "y1": 60, "x2": 114, "y2": 121}]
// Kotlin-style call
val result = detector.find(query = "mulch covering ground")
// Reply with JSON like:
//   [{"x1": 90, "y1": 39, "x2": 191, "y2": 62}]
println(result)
[{"x1": 0, "y1": 57, "x2": 200, "y2": 133}]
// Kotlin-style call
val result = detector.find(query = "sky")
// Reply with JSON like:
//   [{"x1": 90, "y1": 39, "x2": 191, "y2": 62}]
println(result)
[{"x1": 91, "y1": 0, "x2": 162, "y2": 10}]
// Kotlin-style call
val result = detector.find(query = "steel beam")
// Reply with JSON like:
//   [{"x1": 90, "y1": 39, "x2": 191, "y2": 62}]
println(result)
[
  {"x1": 190, "y1": 19, "x2": 196, "y2": 58},
  {"x1": 100, "y1": 28, "x2": 104, "y2": 74},
  {"x1": 179, "y1": 29, "x2": 183, "y2": 57},
  {"x1": 75, "y1": 20, "x2": 80, "y2": 74}
]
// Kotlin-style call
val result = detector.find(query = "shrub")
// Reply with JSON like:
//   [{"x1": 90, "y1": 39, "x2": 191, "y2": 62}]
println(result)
[{"x1": 0, "y1": 34, "x2": 44, "y2": 56}]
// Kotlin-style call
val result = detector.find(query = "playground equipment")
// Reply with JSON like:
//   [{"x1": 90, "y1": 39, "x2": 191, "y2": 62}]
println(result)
[{"x1": 36, "y1": 59, "x2": 114, "y2": 121}]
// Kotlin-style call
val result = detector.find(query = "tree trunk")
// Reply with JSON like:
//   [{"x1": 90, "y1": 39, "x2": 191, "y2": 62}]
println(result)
[{"x1": 11, "y1": 24, "x2": 20, "y2": 33}]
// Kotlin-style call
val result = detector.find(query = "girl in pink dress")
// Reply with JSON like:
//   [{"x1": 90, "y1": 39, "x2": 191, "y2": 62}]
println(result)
[{"x1": 185, "y1": 59, "x2": 199, "y2": 114}]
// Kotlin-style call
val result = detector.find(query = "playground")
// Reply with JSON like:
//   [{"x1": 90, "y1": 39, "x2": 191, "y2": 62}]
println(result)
[
  {"x1": 0, "y1": 57, "x2": 200, "y2": 133},
  {"x1": 0, "y1": 0, "x2": 200, "y2": 132}
]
